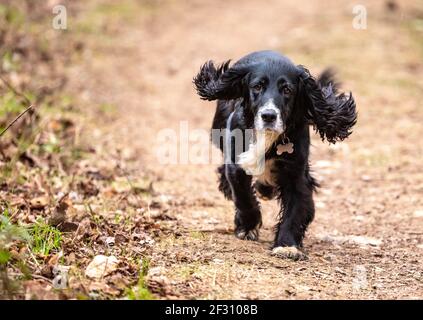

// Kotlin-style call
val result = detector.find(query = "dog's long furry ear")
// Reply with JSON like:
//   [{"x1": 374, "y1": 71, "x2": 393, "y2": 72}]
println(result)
[
  {"x1": 297, "y1": 65, "x2": 357, "y2": 143},
  {"x1": 193, "y1": 60, "x2": 248, "y2": 101}
]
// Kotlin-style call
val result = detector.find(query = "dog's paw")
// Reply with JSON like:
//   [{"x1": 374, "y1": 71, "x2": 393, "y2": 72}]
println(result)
[
  {"x1": 235, "y1": 228, "x2": 259, "y2": 241},
  {"x1": 271, "y1": 246, "x2": 307, "y2": 261}
]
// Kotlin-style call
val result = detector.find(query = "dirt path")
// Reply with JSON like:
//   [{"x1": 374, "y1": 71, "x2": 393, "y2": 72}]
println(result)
[{"x1": 75, "y1": 0, "x2": 423, "y2": 299}]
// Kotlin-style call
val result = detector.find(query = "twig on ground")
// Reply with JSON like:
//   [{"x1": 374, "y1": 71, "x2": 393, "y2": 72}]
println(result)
[
  {"x1": 9, "y1": 271, "x2": 52, "y2": 284},
  {"x1": 0, "y1": 105, "x2": 34, "y2": 138},
  {"x1": 26, "y1": 245, "x2": 41, "y2": 270},
  {"x1": 30, "y1": 274, "x2": 53, "y2": 283}
]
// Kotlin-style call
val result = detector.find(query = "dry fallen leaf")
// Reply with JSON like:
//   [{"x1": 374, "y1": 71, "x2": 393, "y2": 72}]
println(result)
[
  {"x1": 30, "y1": 196, "x2": 49, "y2": 209},
  {"x1": 24, "y1": 280, "x2": 59, "y2": 300},
  {"x1": 77, "y1": 180, "x2": 99, "y2": 197},
  {"x1": 88, "y1": 282, "x2": 120, "y2": 296},
  {"x1": 85, "y1": 255, "x2": 119, "y2": 279},
  {"x1": 145, "y1": 267, "x2": 170, "y2": 296}
]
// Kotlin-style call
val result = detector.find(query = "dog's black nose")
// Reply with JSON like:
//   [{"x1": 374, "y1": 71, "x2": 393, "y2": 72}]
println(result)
[{"x1": 261, "y1": 110, "x2": 277, "y2": 123}]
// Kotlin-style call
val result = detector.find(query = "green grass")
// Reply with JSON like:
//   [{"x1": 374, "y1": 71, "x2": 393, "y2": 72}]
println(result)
[
  {"x1": 126, "y1": 258, "x2": 155, "y2": 300},
  {"x1": 29, "y1": 219, "x2": 62, "y2": 257}
]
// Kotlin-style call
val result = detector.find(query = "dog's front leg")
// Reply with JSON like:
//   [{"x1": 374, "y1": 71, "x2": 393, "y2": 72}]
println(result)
[
  {"x1": 225, "y1": 163, "x2": 262, "y2": 241},
  {"x1": 272, "y1": 175, "x2": 315, "y2": 260}
]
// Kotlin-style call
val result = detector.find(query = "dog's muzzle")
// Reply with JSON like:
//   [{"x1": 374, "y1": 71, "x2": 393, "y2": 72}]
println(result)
[{"x1": 254, "y1": 99, "x2": 284, "y2": 133}]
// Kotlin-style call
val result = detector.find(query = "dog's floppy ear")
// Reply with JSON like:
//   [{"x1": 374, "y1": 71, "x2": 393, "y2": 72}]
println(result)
[
  {"x1": 193, "y1": 60, "x2": 248, "y2": 101},
  {"x1": 297, "y1": 65, "x2": 357, "y2": 143}
]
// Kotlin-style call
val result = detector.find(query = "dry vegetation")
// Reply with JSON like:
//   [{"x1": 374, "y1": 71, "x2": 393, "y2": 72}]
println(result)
[
  {"x1": 1, "y1": 0, "x2": 422, "y2": 299},
  {"x1": 0, "y1": 0, "x2": 164, "y2": 299}
]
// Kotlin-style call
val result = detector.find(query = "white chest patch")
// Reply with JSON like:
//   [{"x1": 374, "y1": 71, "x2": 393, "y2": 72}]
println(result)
[
  {"x1": 256, "y1": 159, "x2": 277, "y2": 187},
  {"x1": 237, "y1": 130, "x2": 279, "y2": 176}
]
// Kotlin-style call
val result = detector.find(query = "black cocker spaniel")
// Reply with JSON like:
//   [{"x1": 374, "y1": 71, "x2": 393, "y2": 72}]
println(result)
[{"x1": 193, "y1": 50, "x2": 357, "y2": 260}]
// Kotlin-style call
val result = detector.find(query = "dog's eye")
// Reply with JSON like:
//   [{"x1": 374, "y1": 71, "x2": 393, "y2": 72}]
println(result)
[
  {"x1": 252, "y1": 84, "x2": 263, "y2": 91},
  {"x1": 282, "y1": 86, "x2": 291, "y2": 95}
]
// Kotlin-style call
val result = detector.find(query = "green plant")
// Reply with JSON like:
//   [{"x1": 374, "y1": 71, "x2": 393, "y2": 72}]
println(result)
[
  {"x1": 126, "y1": 258, "x2": 154, "y2": 300},
  {"x1": 0, "y1": 209, "x2": 31, "y2": 247},
  {"x1": 0, "y1": 4, "x2": 24, "y2": 27},
  {"x1": 41, "y1": 133, "x2": 61, "y2": 154},
  {"x1": 0, "y1": 208, "x2": 31, "y2": 296},
  {"x1": 1, "y1": 51, "x2": 20, "y2": 72},
  {"x1": 29, "y1": 219, "x2": 62, "y2": 256},
  {"x1": 0, "y1": 92, "x2": 25, "y2": 117}
]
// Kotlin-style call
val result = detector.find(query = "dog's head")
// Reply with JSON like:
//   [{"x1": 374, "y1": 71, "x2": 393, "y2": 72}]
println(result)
[{"x1": 193, "y1": 50, "x2": 357, "y2": 143}]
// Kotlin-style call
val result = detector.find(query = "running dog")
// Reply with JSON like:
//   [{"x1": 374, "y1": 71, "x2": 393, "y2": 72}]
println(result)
[{"x1": 193, "y1": 50, "x2": 357, "y2": 260}]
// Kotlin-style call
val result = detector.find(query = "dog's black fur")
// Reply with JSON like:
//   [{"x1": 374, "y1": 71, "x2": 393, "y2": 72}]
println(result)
[{"x1": 193, "y1": 50, "x2": 357, "y2": 253}]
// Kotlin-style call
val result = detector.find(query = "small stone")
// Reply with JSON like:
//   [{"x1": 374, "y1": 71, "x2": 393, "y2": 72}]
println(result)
[
  {"x1": 105, "y1": 236, "x2": 115, "y2": 247},
  {"x1": 318, "y1": 234, "x2": 382, "y2": 247},
  {"x1": 212, "y1": 258, "x2": 224, "y2": 265},
  {"x1": 85, "y1": 255, "x2": 119, "y2": 279}
]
